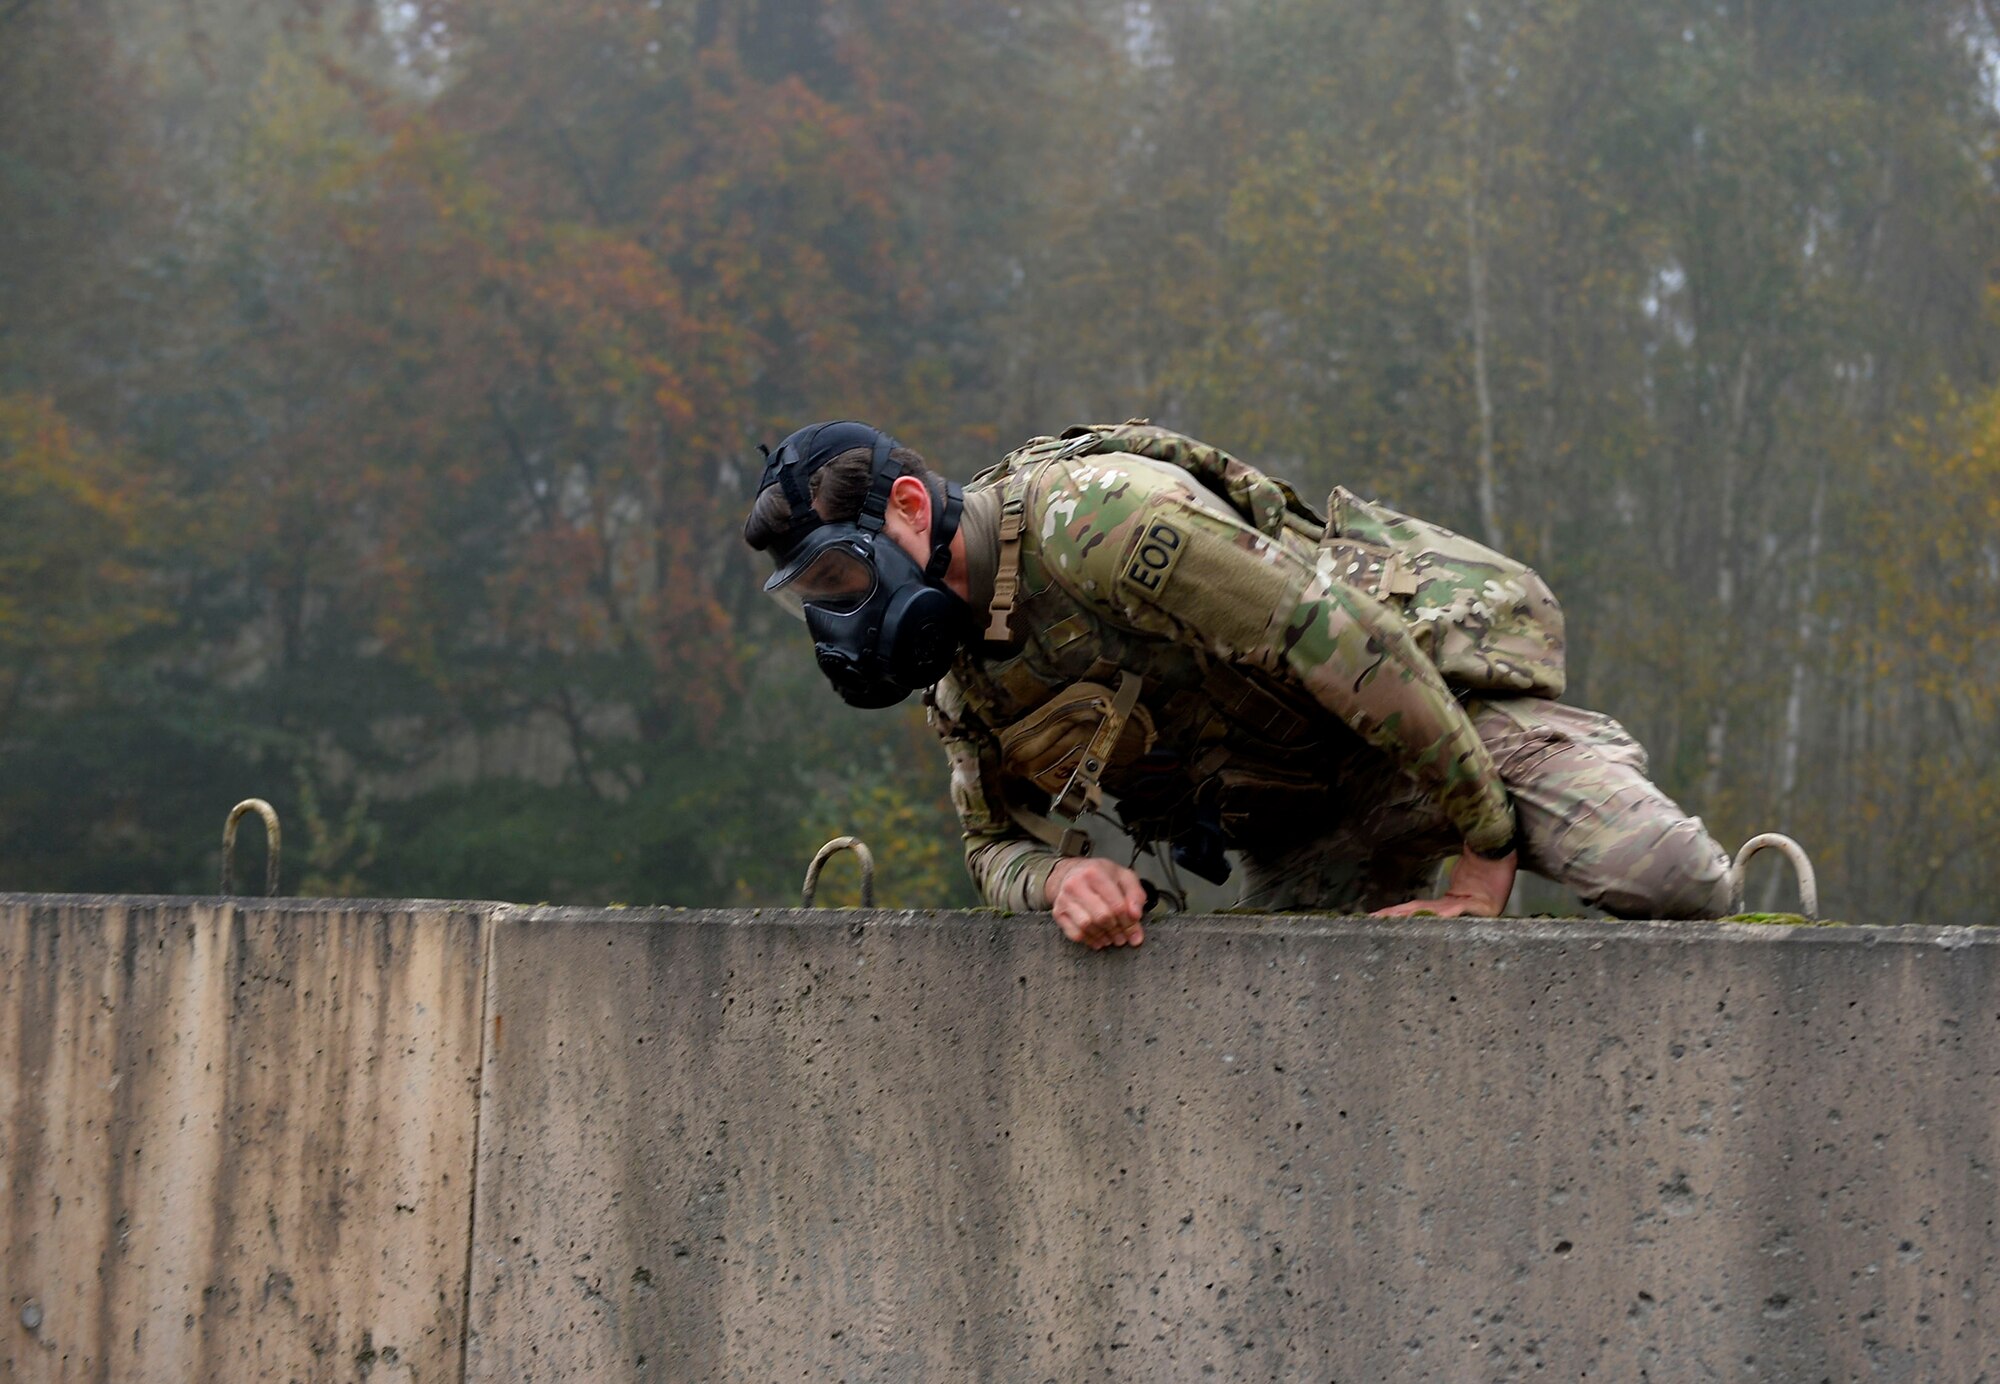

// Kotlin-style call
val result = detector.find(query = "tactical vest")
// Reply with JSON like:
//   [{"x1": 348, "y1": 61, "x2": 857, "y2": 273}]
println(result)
[
  {"x1": 939, "y1": 421, "x2": 1567, "y2": 857},
  {"x1": 989, "y1": 422, "x2": 1566, "y2": 693}
]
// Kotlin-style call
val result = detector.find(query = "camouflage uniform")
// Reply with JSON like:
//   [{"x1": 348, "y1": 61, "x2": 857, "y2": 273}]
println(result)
[{"x1": 927, "y1": 426, "x2": 1734, "y2": 920}]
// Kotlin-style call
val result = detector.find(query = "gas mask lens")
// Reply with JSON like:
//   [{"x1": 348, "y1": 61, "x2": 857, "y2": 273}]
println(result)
[{"x1": 763, "y1": 543, "x2": 877, "y2": 620}]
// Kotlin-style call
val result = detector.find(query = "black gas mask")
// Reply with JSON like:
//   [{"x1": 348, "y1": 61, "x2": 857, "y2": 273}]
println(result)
[{"x1": 753, "y1": 421, "x2": 968, "y2": 708}]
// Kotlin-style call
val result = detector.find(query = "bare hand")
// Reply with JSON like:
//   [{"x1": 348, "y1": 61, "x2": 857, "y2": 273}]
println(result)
[
  {"x1": 1046, "y1": 857, "x2": 1148, "y2": 949},
  {"x1": 1371, "y1": 848, "x2": 1517, "y2": 920}
]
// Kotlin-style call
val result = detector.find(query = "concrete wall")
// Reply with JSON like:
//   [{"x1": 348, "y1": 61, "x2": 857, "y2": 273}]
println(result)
[
  {"x1": 2, "y1": 897, "x2": 490, "y2": 1383},
  {"x1": 5, "y1": 897, "x2": 1998, "y2": 1380}
]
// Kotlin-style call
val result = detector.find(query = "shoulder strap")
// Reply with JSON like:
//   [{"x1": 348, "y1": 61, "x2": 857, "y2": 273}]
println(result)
[{"x1": 985, "y1": 491, "x2": 1026, "y2": 642}]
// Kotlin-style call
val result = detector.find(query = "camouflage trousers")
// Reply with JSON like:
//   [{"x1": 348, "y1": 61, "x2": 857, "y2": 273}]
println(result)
[{"x1": 1234, "y1": 698, "x2": 1734, "y2": 919}]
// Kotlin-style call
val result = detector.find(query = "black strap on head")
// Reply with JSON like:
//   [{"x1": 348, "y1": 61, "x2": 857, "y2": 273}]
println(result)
[
  {"x1": 755, "y1": 419, "x2": 960, "y2": 575},
  {"x1": 925, "y1": 482, "x2": 964, "y2": 582},
  {"x1": 858, "y1": 434, "x2": 964, "y2": 579},
  {"x1": 854, "y1": 431, "x2": 896, "y2": 535},
  {"x1": 755, "y1": 419, "x2": 887, "y2": 552}
]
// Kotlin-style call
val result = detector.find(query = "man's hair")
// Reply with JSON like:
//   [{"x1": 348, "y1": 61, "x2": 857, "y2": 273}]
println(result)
[{"x1": 743, "y1": 444, "x2": 942, "y2": 553}]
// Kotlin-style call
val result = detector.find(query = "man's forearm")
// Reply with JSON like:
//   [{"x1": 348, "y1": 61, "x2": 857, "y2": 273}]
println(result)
[
  {"x1": 937, "y1": 714, "x2": 1062, "y2": 910},
  {"x1": 965, "y1": 833, "x2": 1062, "y2": 911}
]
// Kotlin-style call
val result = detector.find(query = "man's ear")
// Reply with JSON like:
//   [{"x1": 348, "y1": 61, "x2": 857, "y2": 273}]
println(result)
[{"x1": 888, "y1": 474, "x2": 932, "y2": 536}]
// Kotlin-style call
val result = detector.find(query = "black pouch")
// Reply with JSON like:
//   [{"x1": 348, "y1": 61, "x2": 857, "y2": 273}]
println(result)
[{"x1": 1211, "y1": 760, "x2": 1334, "y2": 848}]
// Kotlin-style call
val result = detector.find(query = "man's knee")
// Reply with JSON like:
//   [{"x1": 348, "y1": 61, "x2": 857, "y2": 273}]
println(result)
[{"x1": 1580, "y1": 816, "x2": 1734, "y2": 920}]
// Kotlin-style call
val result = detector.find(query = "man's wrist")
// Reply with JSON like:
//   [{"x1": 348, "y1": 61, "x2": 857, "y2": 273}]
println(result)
[
  {"x1": 1039, "y1": 855, "x2": 1075, "y2": 909},
  {"x1": 1445, "y1": 841, "x2": 1518, "y2": 915}
]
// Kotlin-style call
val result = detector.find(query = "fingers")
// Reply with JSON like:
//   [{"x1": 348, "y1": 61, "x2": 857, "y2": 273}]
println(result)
[
  {"x1": 1060, "y1": 876, "x2": 1139, "y2": 947},
  {"x1": 1119, "y1": 872, "x2": 1149, "y2": 919},
  {"x1": 1369, "y1": 896, "x2": 1480, "y2": 920},
  {"x1": 1050, "y1": 859, "x2": 1149, "y2": 949},
  {"x1": 1084, "y1": 914, "x2": 1145, "y2": 949},
  {"x1": 1369, "y1": 899, "x2": 1425, "y2": 918}
]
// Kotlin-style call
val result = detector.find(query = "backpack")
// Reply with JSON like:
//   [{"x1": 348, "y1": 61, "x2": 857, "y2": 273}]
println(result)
[{"x1": 991, "y1": 421, "x2": 1567, "y2": 699}]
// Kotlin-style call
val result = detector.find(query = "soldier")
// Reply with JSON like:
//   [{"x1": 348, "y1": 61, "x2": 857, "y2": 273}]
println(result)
[{"x1": 743, "y1": 419, "x2": 1735, "y2": 949}]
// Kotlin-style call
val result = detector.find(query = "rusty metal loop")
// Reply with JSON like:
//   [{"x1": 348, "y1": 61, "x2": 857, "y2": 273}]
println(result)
[
  {"x1": 802, "y1": 836, "x2": 875, "y2": 908},
  {"x1": 1728, "y1": 833, "x2": 1817, "y2": 919},
  {"x1": 222, "y1": 798, "x2": 282, "y2": 897}
]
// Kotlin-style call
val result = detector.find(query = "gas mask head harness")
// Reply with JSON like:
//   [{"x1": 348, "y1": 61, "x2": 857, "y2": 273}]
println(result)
[{"x1": 754, "y1": 420, "x2": 968, "y2": 708}]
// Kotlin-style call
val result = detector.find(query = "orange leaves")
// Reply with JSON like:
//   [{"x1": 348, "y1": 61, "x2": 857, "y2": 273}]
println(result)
[
  {"x1": 0, "y1": 394, "x2": 166, "y2": 708},
  {"x1": 488, "y1": 523, "x2": 612, "y2": 651},
  {"x1": 503, "y1": 225, "x2": 708, "y2": 429}
]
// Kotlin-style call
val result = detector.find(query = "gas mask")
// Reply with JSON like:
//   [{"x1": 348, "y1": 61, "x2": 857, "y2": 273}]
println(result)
[{"x1": 753, "y1": 421, "x2": 969, "y2": 708}]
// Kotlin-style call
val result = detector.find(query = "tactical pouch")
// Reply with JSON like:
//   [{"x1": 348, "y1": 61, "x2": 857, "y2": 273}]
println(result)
[
  {"x1": 1201, "y1": 662, "x2": 1320, "y2": 748},
  {"x1": 1211, "y1": 761, "x2": 1334, "y2": 846},
  {"x1": 996, "y1": 679, "x2": 1155, "y2": 805},
  {"x1": 1318, "y1": 485, "x2": 1568, "y2": 699}
]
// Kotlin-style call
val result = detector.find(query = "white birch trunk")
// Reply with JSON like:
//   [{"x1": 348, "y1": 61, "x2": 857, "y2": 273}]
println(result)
[
  {"x1": 1451, "y1": 8, "x2": 1502, "y2": 548},
  {"x1": 1701, "y1": 345, "x2": 1753, "y2": 809},
  {"x1": 1777, "y1": 472, "x2": 1825, "y2": 809}
]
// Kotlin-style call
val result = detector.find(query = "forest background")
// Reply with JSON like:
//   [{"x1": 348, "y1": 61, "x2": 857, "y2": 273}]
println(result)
[{"x1": 3, "y1": 0, "x2": 1998, "y2": 920}]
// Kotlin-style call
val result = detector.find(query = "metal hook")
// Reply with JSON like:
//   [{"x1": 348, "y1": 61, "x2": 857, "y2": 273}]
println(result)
[
  {"x1": 802, "y1": 836, "x2": 875, "y2": 908},
  {"x1": 1728, "y1": 833, "x2": 1817, "y2": 918},
  {"x1": 222, "y1": 799, "x2": 282, "y2": 897}
]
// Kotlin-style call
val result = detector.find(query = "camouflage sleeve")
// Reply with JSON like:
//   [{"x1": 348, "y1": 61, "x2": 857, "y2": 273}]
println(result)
[
  {"x1": 929, "y1": 681, "x2": 1061, "y2": 910},
  {"x1": 1038, "y1": 456, "x2": 1517, "y2": 855}
]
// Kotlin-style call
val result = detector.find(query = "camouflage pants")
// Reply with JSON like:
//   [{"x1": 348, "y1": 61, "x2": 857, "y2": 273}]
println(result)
[{"x1": 1234, "y1": 698, "x2": 1734, "y2": 919}]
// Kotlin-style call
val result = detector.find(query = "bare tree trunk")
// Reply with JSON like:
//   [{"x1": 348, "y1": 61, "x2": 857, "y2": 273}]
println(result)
[
  {"x1": 1451, "y1": 6, "x2": 1502, "y2": 548},
  {"x1": 1759, "y1": 467, "x2": 1826, "y2": 908},
  {"x1": 553, "y1": 684, "x2": 609, "y2": 802},
  {"x1": 1534, "y1": 193, "x2": 1560, "y2": 573},
  {"x1": 0, "y1": 663, "x2": 26, "y2": 746},
  {"x1": 1702, "y1": 344, "x2": 1753, "y2": 810},
  {"x1": 1777, "y1": 470, "x2": 1825, "y2": 809}
]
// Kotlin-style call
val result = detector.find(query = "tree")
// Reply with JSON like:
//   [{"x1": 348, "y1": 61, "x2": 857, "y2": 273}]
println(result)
[{"x1": 0, "y1": 394, "x2": 163, "y2": 739}]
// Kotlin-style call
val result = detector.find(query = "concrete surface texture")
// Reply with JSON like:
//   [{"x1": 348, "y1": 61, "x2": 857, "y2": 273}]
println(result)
[
  {"x1": 2, "y1": 897, "x2": 490, "y2": 1383},
  {"x1": 5, "y1": 896, "x2": 1998, "y2": 1381}
]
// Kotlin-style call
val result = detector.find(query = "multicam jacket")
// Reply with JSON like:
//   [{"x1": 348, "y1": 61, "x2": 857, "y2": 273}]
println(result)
[{"x1": 928, "y1": 424, "x2": 1565, "y2": 911}]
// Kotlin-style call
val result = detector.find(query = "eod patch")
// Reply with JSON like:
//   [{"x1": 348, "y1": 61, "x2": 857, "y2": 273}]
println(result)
[{"x1": 1121, "y1": 518, "x2": 1187, "y2": 600}]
